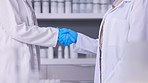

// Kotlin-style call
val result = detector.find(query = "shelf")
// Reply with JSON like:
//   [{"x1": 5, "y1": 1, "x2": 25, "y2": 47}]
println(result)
[
  {"x1": 40, "y1": 80, "x2": 93, "y2": 83},
  {"x1": 41, "y1": 59, "x2": 96, "y2": 65},
  {"x1": 36, "y1": 13, "x2": 104, "y2": 20}
]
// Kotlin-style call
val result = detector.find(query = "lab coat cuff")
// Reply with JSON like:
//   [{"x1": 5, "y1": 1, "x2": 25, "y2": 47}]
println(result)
[
  {"x1": 73, "y1": 33, "x2": 98, "y2": 55},
  {"x1": 73, "y1": 33, "x2": 83, "y2": 51},
  {"x1": 49, "y1": 28, "x2": 59, "y2": 47}
]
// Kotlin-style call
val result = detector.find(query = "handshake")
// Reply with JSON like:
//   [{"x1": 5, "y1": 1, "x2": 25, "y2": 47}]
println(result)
[{"x1": 58, "y1": 28, "x2": 78, "y2": 46}]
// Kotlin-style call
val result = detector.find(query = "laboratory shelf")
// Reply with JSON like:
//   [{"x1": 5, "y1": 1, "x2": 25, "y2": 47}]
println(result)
[
  {"x1": 41, "y1": 58, "x2": 96, "y2": 65},
  {"x1": 36, "y1": 13, "x2": 104, "y2": 20},
  {"x1": 40, "y1": 80, "x2": 93, "y2": 83}
]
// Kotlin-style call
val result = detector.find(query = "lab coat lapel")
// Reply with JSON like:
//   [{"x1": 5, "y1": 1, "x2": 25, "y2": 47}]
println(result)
[
  {"x1": 110, "y1": 0, "x2": 131, "y2": 12},
  {"x1": 26, "y1": 0, "x2": 38, "y2": 25},
  {"x1": 98, "y1": 0, "x2": 131, "y2": 42},
  {"x1": 98, "y1": 8, "x2": 113, "y2": 49},
  {"x1": 18, "y1": 0, "x2": 38, "y2": 25},
  {"x1": 98, "y1": 19, "x2": 104, "y2": 45}
]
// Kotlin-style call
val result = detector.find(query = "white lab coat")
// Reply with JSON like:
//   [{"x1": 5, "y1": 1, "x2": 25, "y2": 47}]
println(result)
[
  {"x1": 74, "y1": 0, "x2": 148, "y2": 83},
  {"x1": 0, "y1": 0, "x2": 58, "y2": 83}
]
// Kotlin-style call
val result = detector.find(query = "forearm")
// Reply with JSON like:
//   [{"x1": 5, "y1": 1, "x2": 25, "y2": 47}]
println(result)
[
  {"x1": 73, "y1": 33, "x2": 99, "y2": 55},
  {"x1": 5, "y1": 23, "x2": 58, "y2": 47}
]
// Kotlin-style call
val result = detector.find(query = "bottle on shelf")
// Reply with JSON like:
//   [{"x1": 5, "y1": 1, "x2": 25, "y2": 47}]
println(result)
[
  {"x1": 110, "y1": 0, "x2": 114, "y2": 4},
  {"x1": 57, "y1": 0, "x2": 65, "y2": 13},
  {"x1": 49, "y1": 80, "x2": 54, "y2": 83},
  {"x1": 86, "y1": 0, "x2": 93, "y2": 13},
  {"x1": 47, "y1": 47, "x2": 54, "y2": 59},
  {"x1": 100, "y1": 0, "x2": 109, "y2": 13},
  {"x1": 34, "y1": 0, "x2": 42, "y2": 14},
  {"x1": 51, "y1": 0, "x2": 58, "y2": 13},
  {"x1": 58, "y1": 46, "x2": 63, "y2": 59},
  {"x1": 44, "y1": 80, "x2": 50, "y2": 83},
  {"x1": 65, "y1": 0, "x2": 72, "y2": 13},
  {"x1": 40, "y1": 48, "x2": 48, "y2": 58},
  {"x1": 64, "y1": 46, "x2": 69, "y2": 59},
  {"x1": 50, "y1": 75, "x2": 58, "y2": 83},
  {"x1": 93, "y1": 0, "x2": 101, "y2": 13},
  {"x1": 40, "y1": 80, "x2": 45, "y2": 83},
  {"x1": 79, "y1": 0, "x2": 86, "y2": 13},
  {"x1": 86, "y1": 54, "x2": 96, "y2": 58},
  {"x1": 72, "y1": 0, "x2": 80, "y2": 13},
  {"x1": 55, "y1": 79, "x2": 61, "y2": 83},
  {"x1": 70, "y1": 44, "x2": 78, "y2": 59},
  {"x1": 42, "y1": 0, "x2": 49, "y2": 14}
]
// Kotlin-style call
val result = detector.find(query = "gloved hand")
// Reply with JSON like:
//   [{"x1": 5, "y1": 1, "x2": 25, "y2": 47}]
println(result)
[{"x1": 58, "y1": 28, "x2": 78, "y2": 46}]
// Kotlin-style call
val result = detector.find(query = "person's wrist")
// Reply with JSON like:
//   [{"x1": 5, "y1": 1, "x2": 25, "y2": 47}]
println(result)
[
  {"x1": 74, "y1": 32, "x2": 78, "y2": 43},
  {"x1": 57, "y1": 28, "x2": 61, "y2": 42}
]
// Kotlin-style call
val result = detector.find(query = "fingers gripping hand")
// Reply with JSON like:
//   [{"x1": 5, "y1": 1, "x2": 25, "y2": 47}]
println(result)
[{"x1": 58, "y1": 28, "x2": 78, "y2": 46}]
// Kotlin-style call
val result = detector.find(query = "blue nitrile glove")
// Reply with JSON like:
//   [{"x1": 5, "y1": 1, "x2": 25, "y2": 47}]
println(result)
[{"x1": 58, "y1": 28, "x2": 78, "y2": 46}]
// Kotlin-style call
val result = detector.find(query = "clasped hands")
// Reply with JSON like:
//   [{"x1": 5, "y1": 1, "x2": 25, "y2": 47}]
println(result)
[{"x1": 58, "y1": 28, "x2": 78, "y2": 46}]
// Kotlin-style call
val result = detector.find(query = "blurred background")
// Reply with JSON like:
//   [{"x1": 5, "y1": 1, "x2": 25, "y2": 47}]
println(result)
[{"x1": 31, "y1": 0, "x2": 112, "y2": 83}]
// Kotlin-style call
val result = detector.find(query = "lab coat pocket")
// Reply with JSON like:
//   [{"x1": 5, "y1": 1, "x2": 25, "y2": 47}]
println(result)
[{"x1": 108, "y1": 18, "x2": 129, "y2": 46}]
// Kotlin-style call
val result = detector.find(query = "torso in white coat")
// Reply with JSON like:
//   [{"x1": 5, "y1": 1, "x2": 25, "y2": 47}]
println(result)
[
  {"x1": 74, "y1": 0, "x2": 148, "y2": 83},
  {"x1": 0, "y1": 0, "x2": 58, "y2": 83}
]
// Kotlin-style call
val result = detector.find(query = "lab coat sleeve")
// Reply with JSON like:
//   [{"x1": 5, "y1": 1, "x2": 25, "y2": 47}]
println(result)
[
  {"x1": 73, "y1": 33, "x2": 99, "y2": 55},
  {"x1": 128, "y1": 0, "x2": 148, "y2": 42},
  {"x1": 0, "y1": 0, "x2": 58, "y2": 47}
]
